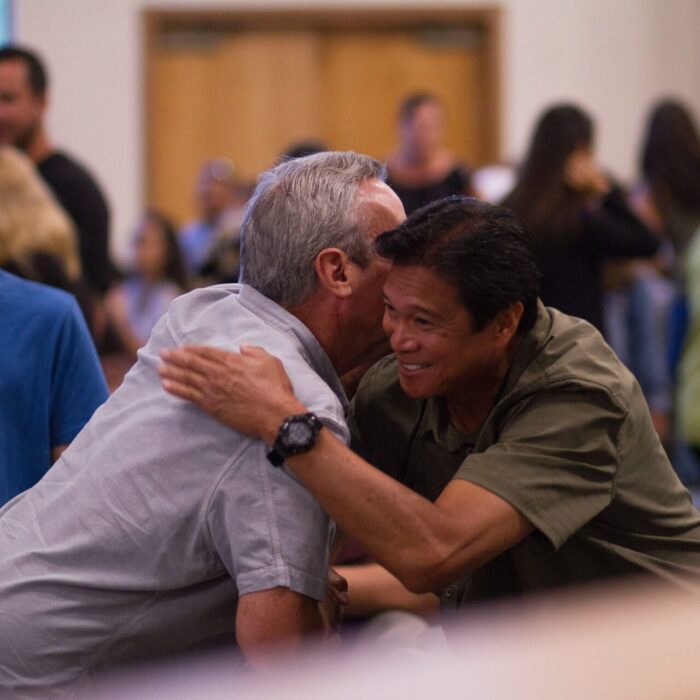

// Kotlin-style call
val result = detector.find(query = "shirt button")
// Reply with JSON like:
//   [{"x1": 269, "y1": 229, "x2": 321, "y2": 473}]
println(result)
[{"x1": 444, "y1": 587, "x2": 455, "y2": 599}]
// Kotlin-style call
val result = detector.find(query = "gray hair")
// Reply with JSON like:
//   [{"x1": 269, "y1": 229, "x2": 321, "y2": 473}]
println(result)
[{"x1": 239, "y1": 151, "x2": 386, "y2": 307}]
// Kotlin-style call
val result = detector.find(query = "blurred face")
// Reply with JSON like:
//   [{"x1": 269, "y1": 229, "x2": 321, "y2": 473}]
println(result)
[
  {"x1": 382, "y1": 265, "x2": 501, "y2": 401},
  {"x1": 0, "y1": 59, "x2": 44, "y2": 150},
  {"x1": 134, "y1": 217, "x2": 169, "y2": 280},
  {"x1": 399, "y1": 101, "x2": 445, "y2": 159},
  {"x1": 197, "y1": 176, "x2": 235, "y2": 221}
]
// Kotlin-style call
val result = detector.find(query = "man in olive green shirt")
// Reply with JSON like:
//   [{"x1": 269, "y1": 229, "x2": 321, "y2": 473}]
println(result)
[
  {"x1": 349, "y1": 299, "x2": 700, "y2": 607},
  {"x1": 159, "y1": 196, "x2": 700, "y2": 609}
]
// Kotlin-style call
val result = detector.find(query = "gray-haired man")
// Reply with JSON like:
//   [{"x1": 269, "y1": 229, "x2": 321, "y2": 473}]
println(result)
[{"x1": 0, "y1": 152, "x2": 405, "y2": 695}]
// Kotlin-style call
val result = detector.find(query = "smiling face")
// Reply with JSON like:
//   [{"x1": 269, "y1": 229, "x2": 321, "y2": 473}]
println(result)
[{"x1": 382, "y1": 264, "x2": 508, "y2": 404}]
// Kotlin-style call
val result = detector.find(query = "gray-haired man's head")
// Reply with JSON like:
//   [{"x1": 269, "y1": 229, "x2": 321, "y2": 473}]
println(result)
[{"x1": 240, "y1": 151, "x2": 388, "y2": 308}]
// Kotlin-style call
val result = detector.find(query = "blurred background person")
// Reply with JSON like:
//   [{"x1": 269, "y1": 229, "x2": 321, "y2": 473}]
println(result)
[
  {"x1": 502, "y1": 103, "x2": 660, "y2": 335},
  {"x1": 635, "y1": 100, "x2": 700, "y2": 484},
  {"x1": 0, "y1": 45, "x2": 117, "y2": 327},
  {"x1": 103, "y1": 210, "x2": 188, "y2": 390},
  {"x1": 386, "y1": 92, "x2": 473, "y2": 215},
  {"x1": 179, "y1": 157, "x2": 248, "y2": 286},
  {"x1": 0, "y1": 145, "x2": 93, "y2": 318},
  {"x1": 639, "y1": 99, "x2": 700, "y2": 272},
  {"x1": 601, "y1": 100, "x2": 700, "y2": 447},
  {"x1": 637, "y1": 99, "x2": 700, "y2": 372}
]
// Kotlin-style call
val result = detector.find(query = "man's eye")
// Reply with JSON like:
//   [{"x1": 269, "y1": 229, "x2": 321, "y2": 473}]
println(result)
[{"x1": 415, "y1": 317, "x2": 432, "y2": 327}]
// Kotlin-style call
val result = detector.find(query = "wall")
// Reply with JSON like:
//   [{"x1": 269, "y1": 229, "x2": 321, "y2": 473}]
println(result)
[{"x1": 14, "y1": 0, "x2": 700, "y2": 262}]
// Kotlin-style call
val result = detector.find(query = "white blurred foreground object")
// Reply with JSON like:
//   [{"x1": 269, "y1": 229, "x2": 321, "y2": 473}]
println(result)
[
  {"x1": 472, "y1": 164, "x2": 516, "y2": 204},
  {"x1": 89, "y1": 578, "x2": 700, "y2": 700}
]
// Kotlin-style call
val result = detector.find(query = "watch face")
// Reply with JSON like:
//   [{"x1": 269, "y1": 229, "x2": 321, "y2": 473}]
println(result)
[{"x1": 287, "y1": 421, "x2": 313, "y2": 446}]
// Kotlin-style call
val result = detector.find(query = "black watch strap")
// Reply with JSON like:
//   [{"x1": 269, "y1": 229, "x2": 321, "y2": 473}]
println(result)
[{"x1": 266, "y1": 412, "x2": 323, "y2": 467}]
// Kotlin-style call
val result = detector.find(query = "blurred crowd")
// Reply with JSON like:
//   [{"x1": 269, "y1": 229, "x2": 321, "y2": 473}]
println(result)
[{"x1": 4, "y1": 46, "x2": 698, "y2": 487}]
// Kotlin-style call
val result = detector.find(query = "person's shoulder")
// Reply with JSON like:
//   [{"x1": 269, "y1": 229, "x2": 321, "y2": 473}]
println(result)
[
  {"x1": 0, "y1": 270, "x2": 76, "y2": 315},
  {"x1": 529, "y1": 306, "x2": 636, "y2": 409},
  {"x1": 165, "y1": 284, "x2": 239, "y2": 338},
  {"x1": 39, "y1": 151, "x2": 89, "y2": 177},
  {"x1": 165, "y1": 285, "x2": 300, "y2": 355},
  {"x1": 38, "y1": 151, "x2": 105, "y2": 196},
  {"x1": 353, "y1": 355, "x2": 407, "y2": 411}
]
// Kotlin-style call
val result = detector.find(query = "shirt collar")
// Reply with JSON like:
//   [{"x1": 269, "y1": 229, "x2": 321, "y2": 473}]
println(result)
[
  {"x1": 237, "y1": 284, "x2": 348, "y2": 412},
  {"x1": 417, "y1": 398, "x2": 479, "y2": 453},
  {"x1": 498, "y1": 300, "x2": 553, "y2": 398}
]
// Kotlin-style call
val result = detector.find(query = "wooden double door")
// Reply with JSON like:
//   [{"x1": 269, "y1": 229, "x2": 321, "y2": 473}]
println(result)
[{"x1": 146, "y1": 10, "x2": 500, "y2": 225}]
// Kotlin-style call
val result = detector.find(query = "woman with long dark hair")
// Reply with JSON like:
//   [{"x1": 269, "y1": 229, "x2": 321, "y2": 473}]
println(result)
[{"x1": 503, "y1": 103, "x2": 659, "y2": 332}]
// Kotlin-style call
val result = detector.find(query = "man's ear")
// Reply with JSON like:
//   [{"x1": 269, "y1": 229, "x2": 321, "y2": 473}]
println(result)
[
  {"x1": 314, "y1": 248, "x2": 353, "y2": 299},
  {"x1": 493, "y1": 301, "x2": 524, "y2": 347}
]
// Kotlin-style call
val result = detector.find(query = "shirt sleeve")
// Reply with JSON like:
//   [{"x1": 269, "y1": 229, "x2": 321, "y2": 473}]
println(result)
[
  {"x1": 206, "y1": 438, "x2": 333, "y2": 602},
  {"x1": 49, "y1": 297, "x2": 109, "y2": 447},
  {"x1": 453, "y1": 386, "x2": 626, "y2": 550}
]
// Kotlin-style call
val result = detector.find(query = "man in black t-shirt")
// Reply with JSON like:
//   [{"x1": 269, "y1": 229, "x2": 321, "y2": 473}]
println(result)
[{"x1": 0, "y1": 44, "x2": 116, "y2": 299}]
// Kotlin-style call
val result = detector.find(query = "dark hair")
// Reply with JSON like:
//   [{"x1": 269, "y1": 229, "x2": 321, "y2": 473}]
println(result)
[
  {"x1": 376, "y1": 196, "x2": 540, "y2": 334},
  {"x1": 640, "y1": 99, "x2": 700, "y2": 215},
  {"x1": 142, "y1": 210, "x2": 189, "y2": 291},
  {"x1": 398, "y1": 92, "x2": 443, "y2": 123},
  {"x1": 0, "y1": 45, "x2": 48, "y2": 96},
  {"x1": 502, "y1": 103, "x2": 593, "y2": 239}
]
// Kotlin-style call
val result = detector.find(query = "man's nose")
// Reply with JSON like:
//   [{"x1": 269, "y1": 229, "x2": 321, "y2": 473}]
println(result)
[{"x1": 389, "y1": 320, "x2": 419, "y2": 353}]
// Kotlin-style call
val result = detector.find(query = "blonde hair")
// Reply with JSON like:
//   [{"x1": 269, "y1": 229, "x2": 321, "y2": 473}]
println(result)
[{"x1": 0, "y1": 146, "x2": 81, "y2": 280}]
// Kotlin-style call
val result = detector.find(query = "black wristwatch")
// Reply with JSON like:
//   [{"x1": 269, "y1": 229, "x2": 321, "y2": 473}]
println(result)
[{"x1": 267, "y1": 412, "x2": 324, "y2": 467}]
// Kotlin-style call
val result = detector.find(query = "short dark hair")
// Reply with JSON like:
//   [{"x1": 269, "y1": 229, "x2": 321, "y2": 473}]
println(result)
[
  {"x1": 398, "y1": 92, "x2": 443, "y2": 123},
  {"x1": 0, "y1": 45, "x2": 48, "y2": 96},
  {"x1": 376, "y1": 196, "x2": 540, "y2": 334}
]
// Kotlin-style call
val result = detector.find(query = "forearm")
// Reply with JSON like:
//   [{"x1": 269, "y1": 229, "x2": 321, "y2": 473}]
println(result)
[
  {"x1": 337, "y1": 562, "x2": 439, "y2": 618},
  {"x1": 158, "y1": 345, "x2": 533, "y2": 592},
  {"x1": 264, "y1": 416, "x2": 461, "y2": 593},
  {"x1": 236, "y1": 587, "x2": 325, "y2": 668}
]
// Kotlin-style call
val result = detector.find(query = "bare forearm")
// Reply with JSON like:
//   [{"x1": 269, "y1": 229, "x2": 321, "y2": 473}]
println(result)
[
  {"x1": 158, "y1": 345, "x2": 532, "y2": 592},
  {"x1": 236, "y1": 587, "x2": 324, "y2": 668},
  {"x1": 337, "y1": 562, "x2": 439, "y2": 618},
  {"x1": 265, "y1": 420, "x2": 530, "y2": 593},
  {"x1": 281, "y1": 429, "x2": 457, "y2": 593}
]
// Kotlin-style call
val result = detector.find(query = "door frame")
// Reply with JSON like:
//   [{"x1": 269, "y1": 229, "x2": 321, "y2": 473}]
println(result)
[{"x1": 144, "y1": 5, "x2": 502, "y2": 204}]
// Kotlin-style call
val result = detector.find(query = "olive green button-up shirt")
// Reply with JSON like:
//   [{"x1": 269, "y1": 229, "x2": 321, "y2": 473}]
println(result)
[{"x1": 349, "y1": 302, "x2": 700, "y2": 608}]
